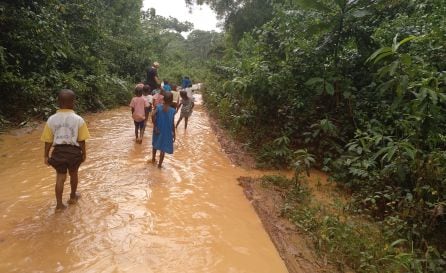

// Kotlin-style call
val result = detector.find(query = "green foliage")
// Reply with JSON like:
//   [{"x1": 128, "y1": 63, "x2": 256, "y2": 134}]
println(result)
[
  {"x1": 142, "y1": 8, "x2": 193, "y2": 33},
  {"x1": 199, "y1": 0, "x2": 446, "y2": 268},
  {"x1": 332, "y1": 32, "x2": 446, "y2": 248},
  {"x1": 292, "y1": 149, "x2": 315, "y2": 177},
  {"x1": 283, "y1": 181, "x2": 446, "y2": 272},
  {"x1": 0, "y1": 1, "x2": 218, "y2": 127},
  {"x1": 257, "y1": 135, "x2": 293, "y2": 168},
  {"x1": 0, "y1": 0, "x2": 144, "y2": 122}
]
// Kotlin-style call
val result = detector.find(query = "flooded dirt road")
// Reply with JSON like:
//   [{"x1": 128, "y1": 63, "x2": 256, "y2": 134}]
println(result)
[{"x1": 0, "y1": 97, "x2": 288, "y2": 273}]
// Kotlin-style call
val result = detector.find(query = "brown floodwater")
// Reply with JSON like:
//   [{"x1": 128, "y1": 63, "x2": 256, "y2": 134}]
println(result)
[{"x1": 0, "y1": 96, "x2": 288, "y2": 273}]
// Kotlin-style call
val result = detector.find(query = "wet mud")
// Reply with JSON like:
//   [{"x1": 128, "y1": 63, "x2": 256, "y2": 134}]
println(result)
[{"x1": 0, "y1": 96, "x2": 288, "y2": 273}]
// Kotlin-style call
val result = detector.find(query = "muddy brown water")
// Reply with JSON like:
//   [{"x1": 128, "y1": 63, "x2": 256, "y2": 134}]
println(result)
[{"x1": 0, "y1": 96, "x2": 288, "y2": 273}]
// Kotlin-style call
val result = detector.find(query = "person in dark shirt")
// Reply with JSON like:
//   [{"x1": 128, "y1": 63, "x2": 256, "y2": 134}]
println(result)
[{"x1": 146, "y1": 62, "x2": 160, "y2": 91}]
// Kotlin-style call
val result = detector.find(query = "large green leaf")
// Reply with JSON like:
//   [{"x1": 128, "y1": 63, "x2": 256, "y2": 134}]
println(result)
[
  {"x1": 393, "y1": 35, "x2": 417, "y2": 52},
  {"x1": 366, "y1": 47, "x2": 393, "y2": 64}
]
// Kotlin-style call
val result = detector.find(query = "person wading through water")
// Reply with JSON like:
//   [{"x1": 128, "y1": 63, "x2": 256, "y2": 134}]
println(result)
[{"x1": 40, "y1": 89, "x2": 90, "y2": 211}]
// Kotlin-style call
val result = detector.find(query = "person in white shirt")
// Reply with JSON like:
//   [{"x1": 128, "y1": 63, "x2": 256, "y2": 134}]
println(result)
[{"x1": 40, "y1": 89, "x2": 90, "y2": 211}]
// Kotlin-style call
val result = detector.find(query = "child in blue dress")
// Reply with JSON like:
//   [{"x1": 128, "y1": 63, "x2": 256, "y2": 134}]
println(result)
[{"x1": 151, "y1": 92, "x2": 176, "y2": 168}]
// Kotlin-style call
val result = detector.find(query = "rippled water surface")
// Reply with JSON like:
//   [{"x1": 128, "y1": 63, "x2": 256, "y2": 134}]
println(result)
[{"x1": 0, "y1": 96, "x2": 288, "y2": 273}]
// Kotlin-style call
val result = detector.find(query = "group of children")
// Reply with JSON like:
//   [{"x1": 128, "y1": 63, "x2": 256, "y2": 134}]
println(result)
[
  {"x1": 129, "y1": 81, "x2": 195, "y2": 168},
  {"x1": 40, "y1": 81, "x2": 194, "y2": 211}
]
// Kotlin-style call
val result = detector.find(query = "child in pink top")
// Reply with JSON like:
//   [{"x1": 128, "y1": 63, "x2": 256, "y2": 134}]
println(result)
[
  {"x1": 152, "y1": 89, "x2": 164, "y2": 108},
  {"x1": 129, "y1": 84, "x2": 149, "y2": 143}
]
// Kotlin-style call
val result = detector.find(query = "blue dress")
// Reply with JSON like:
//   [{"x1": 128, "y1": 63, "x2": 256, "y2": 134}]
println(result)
[{"x1": 152, "y1": 105, "x2": 175, "y2": 154}]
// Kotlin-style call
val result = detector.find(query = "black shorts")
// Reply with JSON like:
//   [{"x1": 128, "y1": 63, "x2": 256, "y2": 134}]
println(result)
[
  {"x1": 134, "y1": 120, "x2": 145, "y2": 130},
  {"x1": 48, "y1": 145, "x2": 82, "y2": 174}
]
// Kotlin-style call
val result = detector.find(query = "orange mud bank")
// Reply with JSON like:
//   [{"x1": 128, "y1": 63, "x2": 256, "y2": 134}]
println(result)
[
  {"x1": 238, "y1": 176, "x2": 338, "y2": 273},
  {"x1": 207, "y1": 107, "x2": 345, "y2": 273}
]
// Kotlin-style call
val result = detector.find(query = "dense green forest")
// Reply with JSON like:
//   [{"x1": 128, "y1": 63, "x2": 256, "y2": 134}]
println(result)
[
  {"x1": 1, "y1": 0, "x2": 445, "y2": 271},
  {"x1": 189, "y1": 0, "x2": 446, "y2": 271},
  {"x1": 0, "y1": 0, "x2": 222, "y2": 126}
]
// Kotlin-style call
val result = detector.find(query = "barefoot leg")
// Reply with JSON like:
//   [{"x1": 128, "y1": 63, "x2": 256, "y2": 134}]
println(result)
[
  {"x1": 176, "y1": 116, "x2": 183, "y2": 129},
  {"x1": 68, "y1": 169, "x2": 80, "y2": 204},
  {"x1": 184, "y1": 117, "x2": 189, "y2": 129},
  {"x1": 55, "y1": 173, "x2": 67, "y2": 210},
  {"x1": 140, "y1": 125, "x2": 145, "y2": 142},
  {"x1": 134, "y1": 125, "x2": 139, "y2": 142},
  {"x1": 152, "y1": 148, "x2": 157, "y2": 164},
  {"x1": 158, "y1": 151, "x2": 165, "y2": 168}
]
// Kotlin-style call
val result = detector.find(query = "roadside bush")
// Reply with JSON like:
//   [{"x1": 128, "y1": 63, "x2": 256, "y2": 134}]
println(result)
[{"x1": 202, "y1": 0, "x2": 446, "y2": 269}]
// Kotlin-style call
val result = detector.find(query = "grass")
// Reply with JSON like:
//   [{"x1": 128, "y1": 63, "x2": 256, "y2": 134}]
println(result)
[{"x1": 260, "y1": 174, "x2": 446, "y2": 273}]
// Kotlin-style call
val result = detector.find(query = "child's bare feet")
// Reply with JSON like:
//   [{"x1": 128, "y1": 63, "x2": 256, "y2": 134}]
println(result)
[
  {"x1": 151, "y1": 158, "x2": 156, "y2": 164},
  {"x1": 55, "y1": 204, "x2": 67, "y2": 212},
  {"x1": 68, "y1": 193, "x2": 81, "y2": 205}
]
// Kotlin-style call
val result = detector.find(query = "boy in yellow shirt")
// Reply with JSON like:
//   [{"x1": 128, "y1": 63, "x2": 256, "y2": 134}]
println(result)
[{"x1": 40, "y1": 89, "x2": 90, "y2": 211}]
